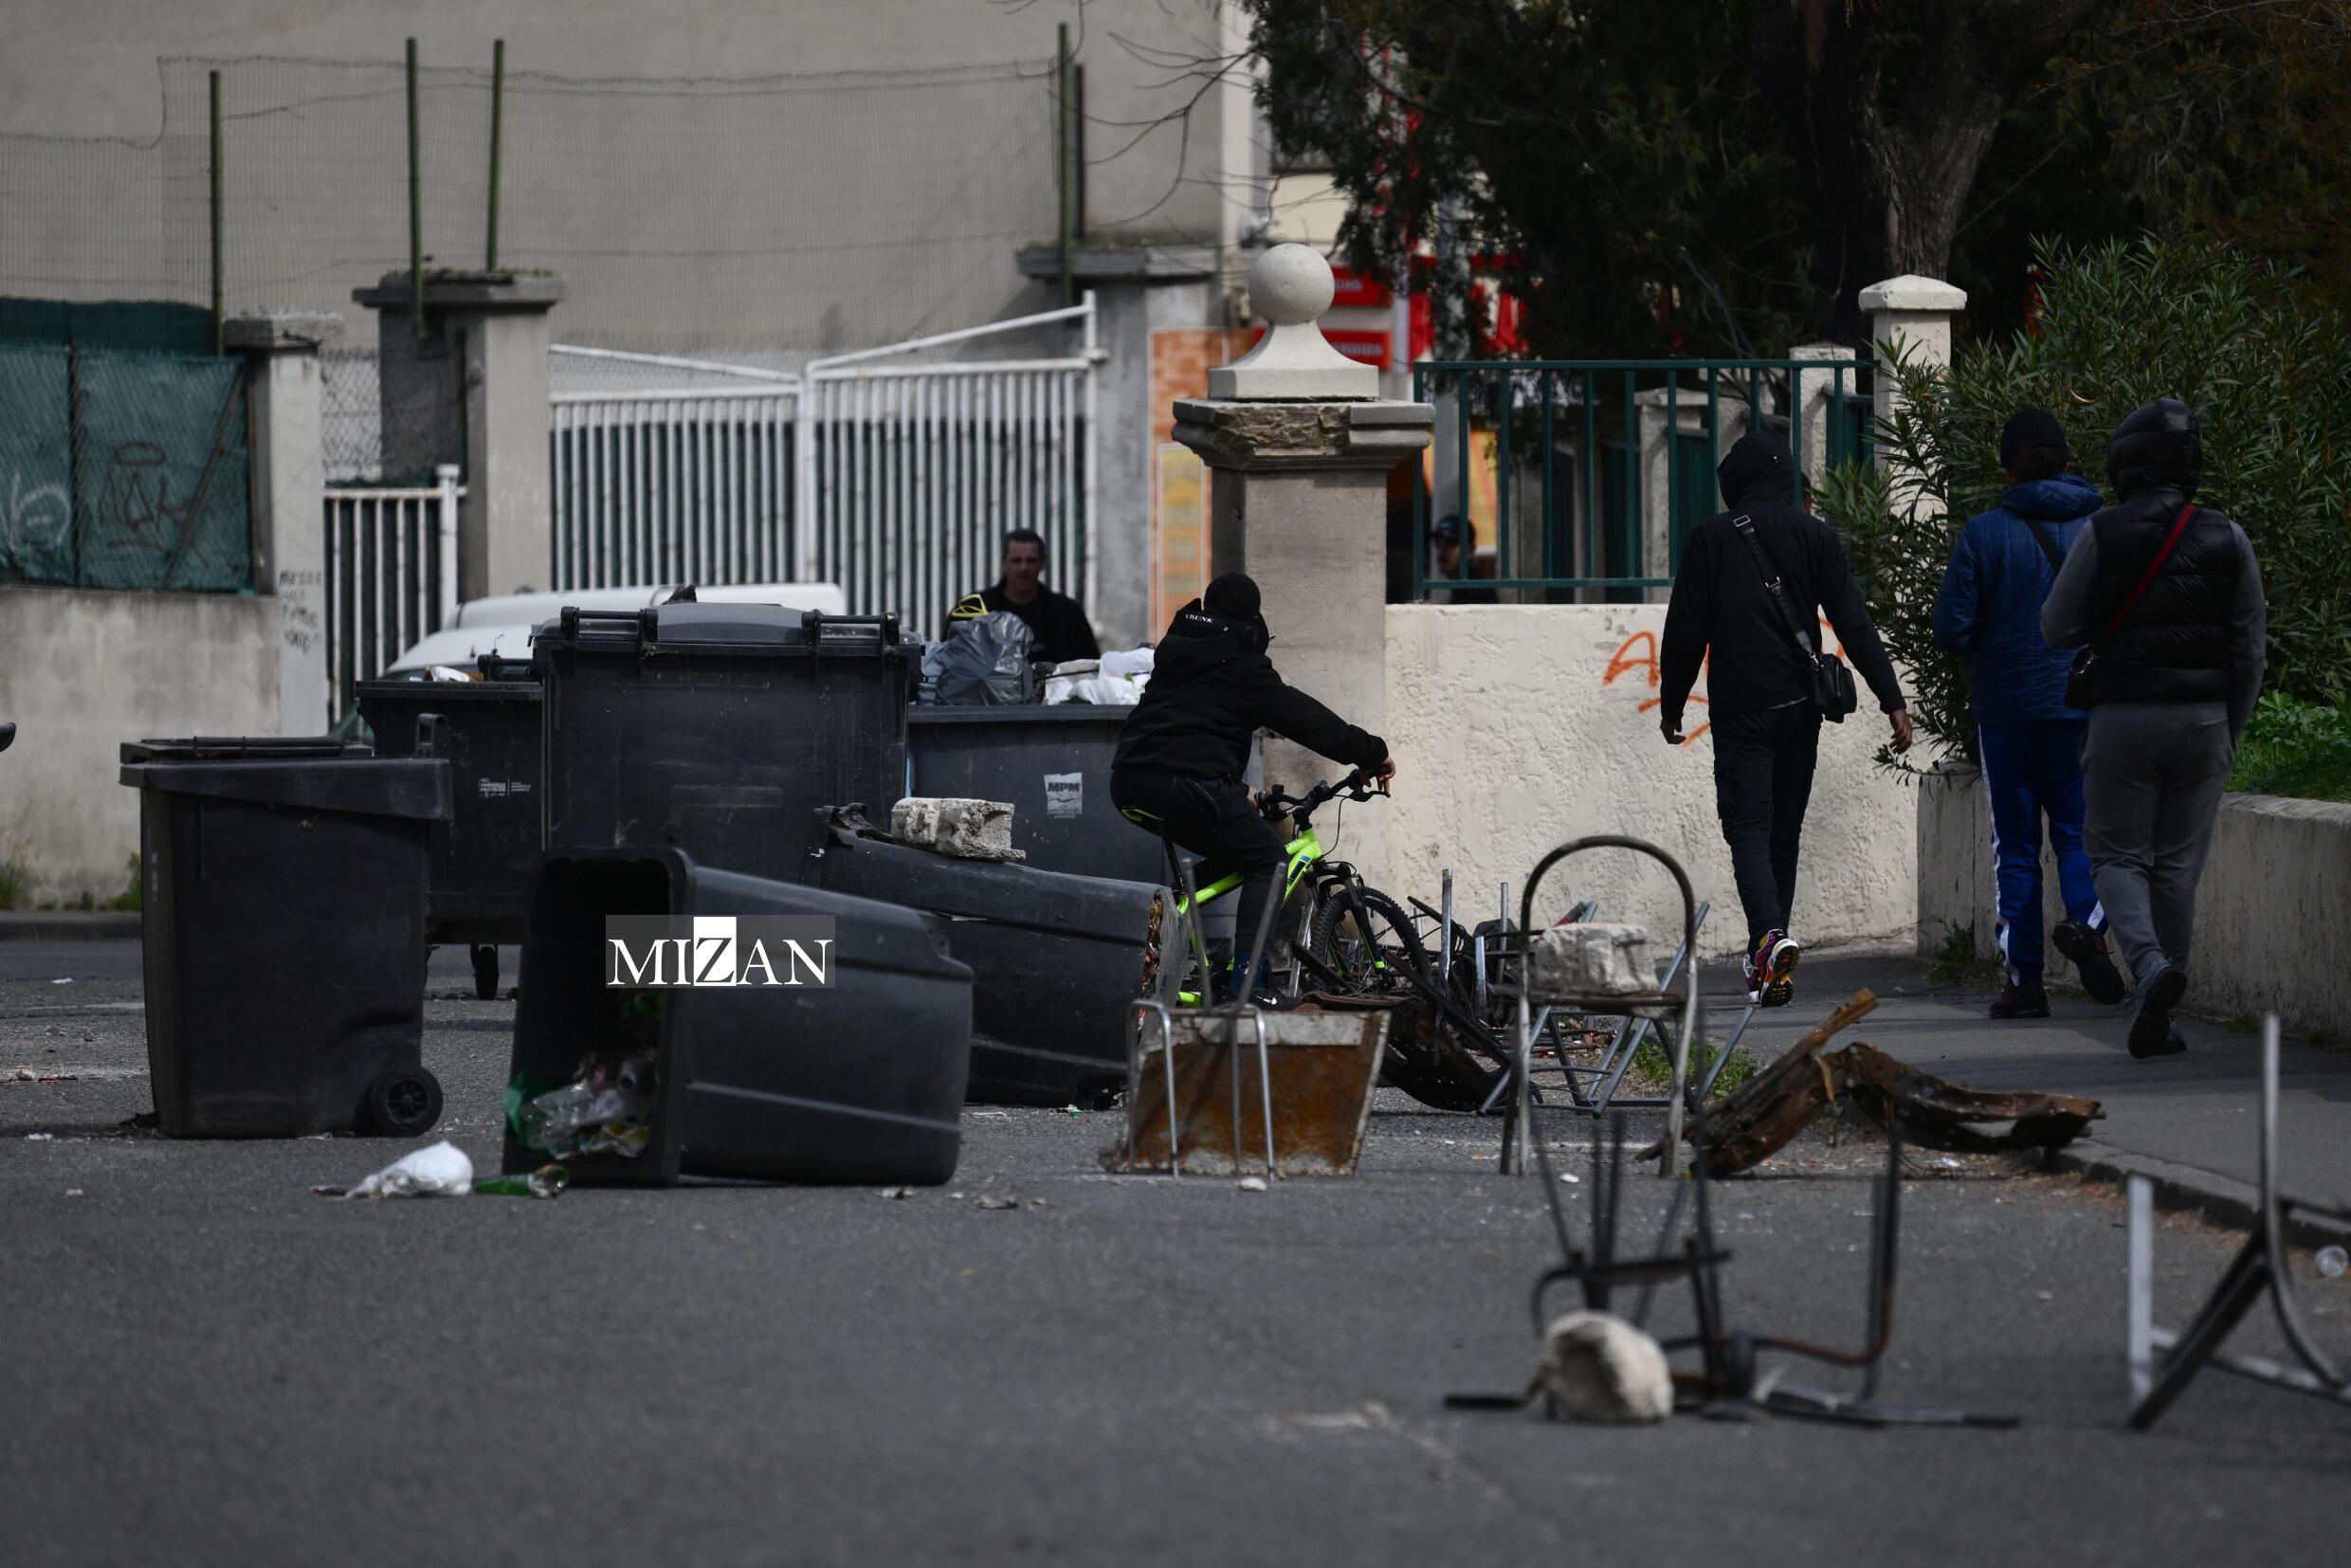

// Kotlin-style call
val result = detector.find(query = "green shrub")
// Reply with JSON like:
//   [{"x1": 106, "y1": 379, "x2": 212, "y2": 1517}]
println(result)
[
  {"x1": 2230, "y1": 692, "x2": 2351, "y2": 803},
  {"x1": 1820, "y1": 237, "x2": 2351, "y2": 765}
]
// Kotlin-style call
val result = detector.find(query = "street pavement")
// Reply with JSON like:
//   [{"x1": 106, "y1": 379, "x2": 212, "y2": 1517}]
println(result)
[{"x1": 3, "y1": 938, "x2": 2347, "y2": 1567}]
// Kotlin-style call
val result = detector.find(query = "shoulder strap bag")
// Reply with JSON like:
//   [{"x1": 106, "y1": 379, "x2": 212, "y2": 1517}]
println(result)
[
  {"x1": 2065, "y1": 501, "x2": 2197, "y2": 711},
  {"x1": 1730, "y1": 513, "x2": 1860, "y2": 722}
]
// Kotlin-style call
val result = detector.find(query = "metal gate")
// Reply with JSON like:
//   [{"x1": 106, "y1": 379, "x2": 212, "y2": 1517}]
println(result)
[
  {"x1": 322, "y1": 465, "x2": 462, "y2": 716},
  {"x1": 550, "y1": 296, "x2": 1099, "y2": 638}
]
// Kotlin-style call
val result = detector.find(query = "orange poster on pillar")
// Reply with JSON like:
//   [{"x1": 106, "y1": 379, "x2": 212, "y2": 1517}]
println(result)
[{"x1": 1152, "y1": 445, "x2": 1206, "y2": 639}]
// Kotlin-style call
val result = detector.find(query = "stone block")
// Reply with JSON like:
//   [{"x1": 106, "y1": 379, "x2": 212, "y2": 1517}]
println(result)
[
  {"x1": 1528, "y1": 922, "x2": 1654, "y2": 996},
  {"x1": 1541, "y1": 1311, "x2": 1673, "y2": 1423},
  {"x1": 890, "y1": 797, "x2": 1025, "y2": 863}
]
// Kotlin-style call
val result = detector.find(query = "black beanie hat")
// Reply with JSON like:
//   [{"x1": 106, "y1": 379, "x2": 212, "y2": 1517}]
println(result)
[
  {"x1": 1204, "y1": 573, "x2": 1261, "y2": 622},
  {"x1": 1999, "y1": 408, "x2": 2071, "y2": 471}
]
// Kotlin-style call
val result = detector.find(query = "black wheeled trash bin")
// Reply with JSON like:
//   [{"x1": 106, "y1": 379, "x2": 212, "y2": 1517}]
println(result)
[
  {"x1": 359, "y1": 658, "x2": 544, "y2": 999},
  {"x1": 118, "y1": 738, "x2": 451, "y2": 1139},
  {"x1": 502, "y1": 848, "x2": 974, "y2": 1186},
  {"x1": 907, "y1": 705, "x2": 1166, "y2": 883},
  {"x1": 538, "y1": 604, "x2": 912, "y2": 883}
]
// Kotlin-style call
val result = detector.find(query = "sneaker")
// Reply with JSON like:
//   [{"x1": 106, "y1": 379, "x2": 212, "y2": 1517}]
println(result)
[
  {"x1": 1234, "y1": 985, "x2": 1301, "y2": 1013},
  {"x1": 1990, "y1": 980, "x2": 2050, "y2": 1020},
  {"x1": 2052, "y1": 920, "x2": 2127, "y2": 1006},
  {"x1": 2127, "y1": 964, "x2": 2189, "y2": 1059},
  {"x1": 1750, "y1": 930, "x2": 1801, "y2": 1009}
]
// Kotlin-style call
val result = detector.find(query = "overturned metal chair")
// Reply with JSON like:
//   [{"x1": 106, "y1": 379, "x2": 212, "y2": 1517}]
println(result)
[{"x1": 2128, "y1": 1015, "x2": 2351, "y2": 1429}]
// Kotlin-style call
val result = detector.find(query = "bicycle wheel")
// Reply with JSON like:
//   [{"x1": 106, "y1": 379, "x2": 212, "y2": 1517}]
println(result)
[{"x1": 1307, "y1": 885, "x2": 1421, "y2": 995}]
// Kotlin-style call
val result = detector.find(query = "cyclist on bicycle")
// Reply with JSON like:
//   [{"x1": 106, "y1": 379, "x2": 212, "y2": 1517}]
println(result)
[{"x1": 1112, "y1": 573, "x2": 1396, "y2": 1007}]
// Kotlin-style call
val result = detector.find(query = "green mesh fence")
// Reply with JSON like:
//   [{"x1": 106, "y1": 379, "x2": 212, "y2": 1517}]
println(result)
[{"x1": 0, "y1": 342, "x2": 250, "y2": 591}]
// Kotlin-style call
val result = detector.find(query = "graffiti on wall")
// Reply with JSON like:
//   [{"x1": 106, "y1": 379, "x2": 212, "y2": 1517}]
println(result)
[{"x1": 1600, "y1": 617, "x2": 1849, "y2": 746}]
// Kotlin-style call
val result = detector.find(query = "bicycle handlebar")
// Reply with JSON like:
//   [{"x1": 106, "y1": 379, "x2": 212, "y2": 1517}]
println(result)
[{"x1": 1258, "y1": 766, "x2": 1385, "y2": 824}]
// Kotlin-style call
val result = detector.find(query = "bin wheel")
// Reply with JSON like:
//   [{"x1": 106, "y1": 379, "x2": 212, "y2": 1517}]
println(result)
[
  {"x1": 469, "y1": 944, "x2": 500, "y2": 1001},
  {"x1": 369, "y1": 1067, "x2": 444, "y2": 1137}
]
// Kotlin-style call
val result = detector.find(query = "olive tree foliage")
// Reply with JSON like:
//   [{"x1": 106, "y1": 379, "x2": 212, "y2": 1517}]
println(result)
[{"x1": 1819, "y1": 238, "x2": 2351, "y2": 767}]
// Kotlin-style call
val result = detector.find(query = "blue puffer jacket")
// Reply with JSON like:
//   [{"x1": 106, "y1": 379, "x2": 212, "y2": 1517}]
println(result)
[{"x1": 1931, "y1": 473, "x2": 2105, "y2": 724}]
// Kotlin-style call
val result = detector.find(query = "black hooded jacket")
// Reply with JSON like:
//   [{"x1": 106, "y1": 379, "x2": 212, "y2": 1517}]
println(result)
[
  {"x1": 1659, "y1": 433, "x2": 1904, "y2": 724},
  {"x1": 1112, "y1": 599, "x2": 1387, "y2": 781}
]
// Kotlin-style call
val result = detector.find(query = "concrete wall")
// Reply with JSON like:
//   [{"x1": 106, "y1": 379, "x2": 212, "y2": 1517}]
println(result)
[
  {"x1": 0, "y1": 586, "x2": 281, "y2": 905},
  {"x1": 1375, "y1": 604, "x2": 1918, "y2": 961},
  {"x1": 1918, "y1": 764, "x2": 2351, "y2": 1037}
]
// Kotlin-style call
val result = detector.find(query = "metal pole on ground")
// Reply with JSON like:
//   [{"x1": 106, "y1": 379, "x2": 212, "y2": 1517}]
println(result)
[
  {"x1": 407, "y1": 37, "x2": 425, "y2": 336},
  {"x1": 485, "y1": 39, "x2": 505, "y2": 272},
  {"x1": 209, "y1": 70, "x2": 223, "y2": 355}
]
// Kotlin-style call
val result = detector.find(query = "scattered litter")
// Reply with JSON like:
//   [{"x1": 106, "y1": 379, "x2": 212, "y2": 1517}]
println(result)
[
  {"x1": 312, "y1": 1140, "x2": 473, "y2": 1199},
  {"x1": 24, "y1": 1132, "x2": 52, "y2": 1140},
  {"x1": 2035, "y1": 1290, "x2": 2054, "y2": 1302},
  {"x1": 1237, "y1": 1176, "x2": 1269, "y2": 1193},
  {"x1": 64, "y1": 1188, "x2": 82, "y2": 1197},
  {"x1": 471, "y1": 1165, "x2": 568, "y2": 1199},
  {"x1": 9, "y1": 1068, "x2": 33, "y2": 1081},
  {"x1": 1558, "y1": 1172, "x2": 1579, "y2": 1184},
  {"x1": 975, "y1": 1194, "x2": 1019, "y2": 1211},
  {"x1": 2316, "y1": 1246, "x2": 2347, "y2": 1280},
  {"x1": 508, "y1": 1003, "x2": 660, "y2": 1161},
  {"x1": 1063, "y1": 1104, "x2": 1084, "y2": 1116},
  {"x1": 878, "y1": 1186, "x2": 916, "y2": 1200},
  {"x1": 1028, "y1": 1196, "x2": 1048, "y2": 1209},
  {"x1": 969, "y1": 1110, "x2": 1011, "y2": 1120},
  {"x1": 49, "y1": 977, "x2": 72, "y2": 986}
]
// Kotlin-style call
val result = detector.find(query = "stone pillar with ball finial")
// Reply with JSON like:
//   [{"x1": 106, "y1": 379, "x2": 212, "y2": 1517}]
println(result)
[{"x1": 1172, "y1": 245, "x2": 1433, "y2": 866}]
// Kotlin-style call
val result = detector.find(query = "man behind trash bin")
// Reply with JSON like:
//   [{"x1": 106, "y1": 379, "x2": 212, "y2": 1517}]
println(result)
[
  {"x1": 1930, "y1": 408, "x2": 2126, "y2": 1021},
  {"x1": 1111, "y1": 573, "x2": 1394, "y2": 1009},
  {"x1": 2042, "y1": 398, "x2": 2267, "y2": 1061},
  {"x1": 957, "y1": 528, "x2": 1101, "y2": 666}
]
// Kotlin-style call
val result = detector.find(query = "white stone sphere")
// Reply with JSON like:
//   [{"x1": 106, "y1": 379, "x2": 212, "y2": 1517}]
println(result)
[{"x1": 1248, "y1": 244, "x2": 1335, "y2": 326}]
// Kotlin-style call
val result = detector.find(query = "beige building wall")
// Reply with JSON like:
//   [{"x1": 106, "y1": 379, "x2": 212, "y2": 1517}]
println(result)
[{"x1": 1376, "y1": 603, "x2": 1919, "y2": 962}]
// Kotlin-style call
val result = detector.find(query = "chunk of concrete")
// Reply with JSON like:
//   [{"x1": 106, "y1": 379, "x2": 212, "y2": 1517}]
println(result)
[
  {"x1": 1540, "y1": 1310, "x2": 1673, "y2": 1424},
  {"x1": 1528, "y1": 922, "x2": 1654, "y2": 996},
  {"x1": 890, "y1": 797, "x2": 1025, "y2": 863}
]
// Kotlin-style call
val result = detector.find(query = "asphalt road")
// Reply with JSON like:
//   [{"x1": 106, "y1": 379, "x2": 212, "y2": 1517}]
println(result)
[{"x1": 4, "y1": 940, "x2": 2347, "y2": 1567}]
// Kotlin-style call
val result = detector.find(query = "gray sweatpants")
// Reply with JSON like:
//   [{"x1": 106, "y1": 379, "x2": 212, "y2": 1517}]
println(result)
[{"x1": 2081, "y1": 702, "x2": 2233, "y2": 988}]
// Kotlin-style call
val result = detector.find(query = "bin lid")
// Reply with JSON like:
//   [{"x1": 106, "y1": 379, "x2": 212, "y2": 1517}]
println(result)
[
  {"x1": 535, "y1": 602, "x2": 905, "y2": 658},
  {"x1": 118, "y1": 757, "x2": 453, "y2": 821},
  {"x1": 121, "y1": 737, "x2": 369, "y2": 763}
]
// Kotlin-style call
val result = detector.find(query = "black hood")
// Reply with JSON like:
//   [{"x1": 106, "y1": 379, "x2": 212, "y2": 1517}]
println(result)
[
  {"x1": 1155, "y1": 598, "x2": 1260, "y2": 677},
  {"x1": 2106, "y1": 397, "x2": 2202, "y2": 501},
  {"x1": 1717, "y1": 431, "x2": 1797, "y2": 508}
]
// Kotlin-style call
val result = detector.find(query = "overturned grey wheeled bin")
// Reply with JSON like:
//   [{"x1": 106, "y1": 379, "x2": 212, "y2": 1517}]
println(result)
[{"x1": 800, "y1": 806, "x2": 1171, "y2": 1108}]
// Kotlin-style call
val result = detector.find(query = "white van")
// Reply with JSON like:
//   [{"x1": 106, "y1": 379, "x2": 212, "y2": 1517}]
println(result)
[{"x1": 380, "y1": 581, "x2": 850, "y2": 677}]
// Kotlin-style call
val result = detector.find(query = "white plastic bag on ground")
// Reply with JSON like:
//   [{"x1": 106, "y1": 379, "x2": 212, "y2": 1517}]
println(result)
[
  {"x1": 1541, "y1": 1310, "x2": 1673, "y2": 1422},
  {"x1": 314, "y1": 1140, "x2": 474, "y2": 1199}
]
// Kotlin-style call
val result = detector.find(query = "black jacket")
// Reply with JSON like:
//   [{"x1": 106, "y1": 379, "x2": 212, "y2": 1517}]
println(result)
[
  {"x1": 1113, "y1": 600, "x2": 1387, "y2": 781},
  {"x1": 973, "y1": 582, "x2": 1101, "y2": 665},
  {"x1": 2082, "y1": 489, "x2": 2242, "y2": 705},
  {"x1": 1659, "y1": 434, "x2": 1904, "y2": 724}
]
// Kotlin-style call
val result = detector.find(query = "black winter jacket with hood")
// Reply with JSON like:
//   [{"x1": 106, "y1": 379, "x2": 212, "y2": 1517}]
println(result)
[
  {"x1": 1659, "y1": 433, "x2": 1904, "y2": 726},
  {"x1": 1112, "y1": 599, "x2": 1387, "y2": 782}
]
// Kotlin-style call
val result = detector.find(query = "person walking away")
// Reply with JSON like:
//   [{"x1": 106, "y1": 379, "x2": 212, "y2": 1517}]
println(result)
[
  {"x1": 1111, "y1": 574, "x2": 1394, "y2": 1008},
  {"x1": 1660, "y1": 432, "x2": 1912, "y2": 1008},
  {"x1": 2043, "y1": 399, "x2": 2265, "y2": 1059},
  {"x1": 1930, "y1": 409, "x2": 2126, "y2": 1019},
  {"x1": 954, "y1": 528, "x2": 1102, "y2": 665}
]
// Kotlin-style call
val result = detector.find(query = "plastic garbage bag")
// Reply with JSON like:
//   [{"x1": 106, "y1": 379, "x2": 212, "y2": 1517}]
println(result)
[
  {"x1": 920, "y1": 613, "x2": 1038, "y2": 705},
  {"x1": 313, "y1": 1140, "x2": 474, "y2": 1198},
  {"x1": 516, "y1": 1053, "x2": 654, "y2": 1160}
]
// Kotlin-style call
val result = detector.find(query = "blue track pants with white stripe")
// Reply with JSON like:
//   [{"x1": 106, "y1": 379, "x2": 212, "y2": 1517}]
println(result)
[{"x1": 1979, "y1": 720, "x2": 2104, "y2": 985}]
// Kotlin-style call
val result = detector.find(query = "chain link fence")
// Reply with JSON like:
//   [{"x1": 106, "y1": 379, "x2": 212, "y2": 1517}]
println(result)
[{"x1": 2, "y1": 52, "x2": 1061, "y2": 354}]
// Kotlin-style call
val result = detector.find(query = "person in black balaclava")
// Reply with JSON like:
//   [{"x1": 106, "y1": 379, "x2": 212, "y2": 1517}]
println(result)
[
  {"x1": 1659, "y1": 431, "x2": 1911, "y2": 1010},
  {"x1": 2043, "y1": 398, "x2": 2267, "y2": 1060},
  {"x1": 1111, "y1": 573, "x2": 1394, "y2": 1008}
]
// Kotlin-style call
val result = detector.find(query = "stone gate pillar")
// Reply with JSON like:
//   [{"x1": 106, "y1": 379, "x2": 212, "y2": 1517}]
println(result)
[
  {"x1": 226, "y1": 311, "x2": 336, "y2": 733},
  {"x1": 1172, "y1": 246, "x2": 1432, "y2": 869}
]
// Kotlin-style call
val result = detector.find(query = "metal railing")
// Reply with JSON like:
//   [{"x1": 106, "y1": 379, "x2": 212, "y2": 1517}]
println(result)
[
  {"x1": 1412, "y1": 356, "x2": 1872, "y2": 602},
  {"x1": 550, "y1": 383, "x2": 799, "y2": 592},
  {"x1": 322, "y1": 465, "x2": 461, "y2": 713},
  {"x1": 548, "y1": 296, "x2": 1099, "y2": 640}
]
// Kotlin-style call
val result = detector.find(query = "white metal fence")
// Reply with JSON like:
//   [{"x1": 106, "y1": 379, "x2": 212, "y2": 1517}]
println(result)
[
  {"x1": 548, "y1": 297, "x2": 1099, "y2": 639},
  {"x1": 323, "y1": 465, "x2": 462, "y2": 714}
]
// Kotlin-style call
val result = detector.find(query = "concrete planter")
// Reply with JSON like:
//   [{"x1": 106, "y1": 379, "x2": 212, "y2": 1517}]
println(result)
[{"x1": 1916, "y1": 758, "x2": 2351, "y2": 1037}]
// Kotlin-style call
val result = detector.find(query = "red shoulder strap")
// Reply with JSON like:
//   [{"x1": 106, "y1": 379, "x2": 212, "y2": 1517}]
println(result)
[{"x1": 2105, "y1": 502, "x2": 2198, "y2": 635}]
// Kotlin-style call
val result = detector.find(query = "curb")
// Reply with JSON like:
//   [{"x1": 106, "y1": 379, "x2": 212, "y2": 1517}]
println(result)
[
  {"x1": 2051, "y1": 1138, "x2": 2351, "y2": 1251},
  {"x1": 0, "y1": 912, "x2": 140, "y2": 942}
]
